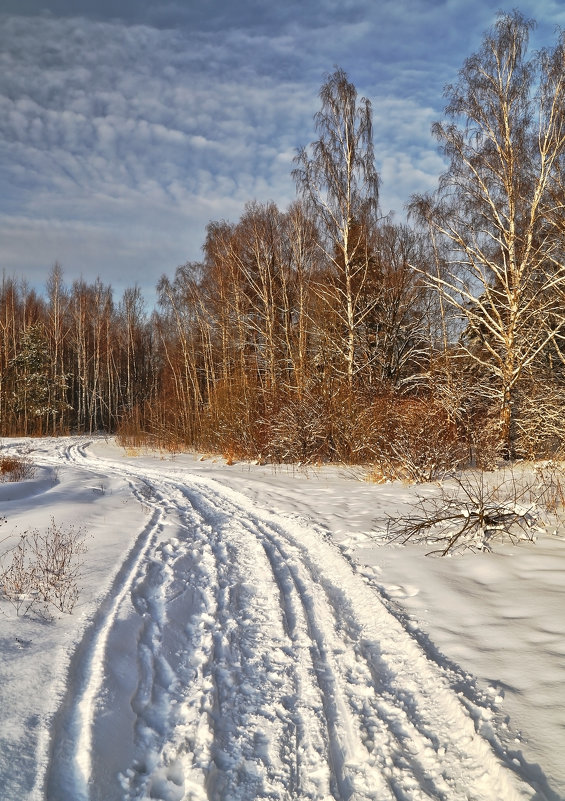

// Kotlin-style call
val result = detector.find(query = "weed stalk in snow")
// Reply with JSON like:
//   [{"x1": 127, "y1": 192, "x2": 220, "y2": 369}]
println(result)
[{"x1": 0, "y1": 518, "x2": 87, "y2": 617}]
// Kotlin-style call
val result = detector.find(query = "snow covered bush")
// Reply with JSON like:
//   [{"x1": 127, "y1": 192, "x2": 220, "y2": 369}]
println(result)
[
  {"x1": 531, "y1": 461, "x2": 565, "y2": 512},
  {"x1": 1, "y1": 534, "x2": 37, "y2": 616},
  {"x1": 0, "y1": 518, "x2": 87, "y2": 617},
  {"x1": 384, "y1": 467, "x2": 562, "y2": 555},
  {"x1": 513, "y1": 383, "x2": 565, "y2": 459}
]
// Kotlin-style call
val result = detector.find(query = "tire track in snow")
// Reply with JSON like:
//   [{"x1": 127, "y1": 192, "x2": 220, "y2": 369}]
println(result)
[
  {"x1": 49, "y1": 443, "x2": 302, "y2": 800},
  {"x1": 47, "y1": 441, "x2": 535, "y2": 801},
  {"x1": 119, "y1": 478, "x2": 321, "y2": 800},
  {"x1": 120, "y1": 500, "x2": 219, "y2": 801},
  {"x1": 178, "y1": 479, "x2": 532, "y2": 801},
  {"x1": 44, "y1": 483, "x2": 163, "y2": 798},
  {"x1": 185, "y1": 486, "x2": 386, "y2": 800}
]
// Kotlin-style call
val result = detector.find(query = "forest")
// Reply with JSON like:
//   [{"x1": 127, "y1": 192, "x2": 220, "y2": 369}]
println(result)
[{"x1": 2, "y1": 11, "x2": 565, "y2": 478}]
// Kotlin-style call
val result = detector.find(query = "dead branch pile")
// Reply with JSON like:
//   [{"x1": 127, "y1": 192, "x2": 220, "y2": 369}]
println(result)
[{"x1": 384, "y1": 467, "x2": 563, "y2": 555}]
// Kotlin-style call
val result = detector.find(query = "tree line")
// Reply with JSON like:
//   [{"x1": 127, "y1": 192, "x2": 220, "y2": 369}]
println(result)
[{"x1": 3, "y1": 11, "x2": 565, "y2": 475}]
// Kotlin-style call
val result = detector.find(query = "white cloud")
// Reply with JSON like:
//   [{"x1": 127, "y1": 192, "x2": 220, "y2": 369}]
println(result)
[{"x1": 1, "y1": 2, "x2": 564, "y2": 299}]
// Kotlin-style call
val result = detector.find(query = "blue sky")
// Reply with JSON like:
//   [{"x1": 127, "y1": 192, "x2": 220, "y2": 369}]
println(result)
[{"x1": 1, "y1": 0, "x2": 564, "y2": 303}]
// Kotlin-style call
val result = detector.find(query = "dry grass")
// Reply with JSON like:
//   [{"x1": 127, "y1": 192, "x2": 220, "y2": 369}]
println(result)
[{"x1": 0, "y1": 455, "x2": 35, "y2": 482}]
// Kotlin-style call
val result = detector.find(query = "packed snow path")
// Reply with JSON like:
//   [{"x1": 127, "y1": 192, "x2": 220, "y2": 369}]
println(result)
[{"x1": 38, "y1": 441, "x2": 535, "y2": 801}]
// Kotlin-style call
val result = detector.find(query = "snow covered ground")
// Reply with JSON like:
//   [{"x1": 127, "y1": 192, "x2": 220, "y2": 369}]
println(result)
[{"x1": 0, "y1": 436, "x2": 564, "y2": 800}]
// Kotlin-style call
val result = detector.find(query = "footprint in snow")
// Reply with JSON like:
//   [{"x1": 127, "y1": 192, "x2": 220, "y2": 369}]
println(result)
[{"x1": 385, "y1": 584, "x2": 420, "y2": 598}]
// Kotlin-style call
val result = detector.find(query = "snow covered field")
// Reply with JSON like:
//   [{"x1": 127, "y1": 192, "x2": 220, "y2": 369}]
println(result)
[{"x1": 0, "y1": 436, "x2": 564, "y2": 800}]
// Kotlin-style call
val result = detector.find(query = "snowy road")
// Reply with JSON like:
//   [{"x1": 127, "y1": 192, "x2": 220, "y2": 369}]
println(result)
[{"x1": 18, "y1": 439, "x2": 535, "y2": 801}]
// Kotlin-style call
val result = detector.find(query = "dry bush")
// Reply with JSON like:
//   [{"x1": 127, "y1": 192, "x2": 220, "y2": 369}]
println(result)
[
  {"x1": 384, "y1": 466, "x2": 562, "y2": 555},
  {"x1": 117, "y1": 404, "x2": 185, "y2": 454},
  {"x1": 0, "y1": 455, "x2": 36, "y2": 482},
  {"x1": 259, "y1": 387, "x2": 329, "y2": 464},
  {"x1": 116, "y1": 427, "x2": 152, "y2": 451},
  {"x1": 259, "y1": 382, "x2": 378, "y2": 465},
  {"x1": 117, "y1": 407, "x2": 157, "y2": 450},
  {"x1": 116, "y1": 425, "x2": 181, "y2": 455},
  {"x1": 0, "y1": 518, "x2": 87, "y2": 617},
  {"x1": 201, "y1": 380, "x2": 360, "y2": 465},
  {"x1": 323, "y1": 385, "x2": 371, "y2": 463},
  {"x1": 531, "y1": 461, "x2": 565, "y2": 512},
  {"x1": 464, "y1": 412, "x2": 502, "y2": 470},
  {"x1": 365, "y1": 397, "x2": 467, "y2": 483},
  {"x1": 428, "y1": 368, "x2": 502, "y2": 470},
  {"x1": 197, "y1": 379, "x2": 261, "y2": 460},
  {"x1": 1, "y1": 535, "x2": 37, "y2": 616},
  {"x1": 212, "y1": 386, "x2": 470, "y2": 473}
]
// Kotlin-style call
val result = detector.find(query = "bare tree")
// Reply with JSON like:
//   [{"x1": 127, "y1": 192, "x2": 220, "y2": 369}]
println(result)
[
  {"x1": 119, "y1": 285, "x2": 147, "y2": 413},
  {"x1": 410, "y1": 12, "x2": 565, "y2": 457},
  {"x1": 157, "y1": 266, "x2": 204, "y2": 443},
  {"x1": 293, "y1": 67, "x2": 380, "y2": 387},
  {"x1": 46, "y1": 264, "x2": 71, "y2": 434},
  {"x1": 281, "y1": 202, "x2": 318, "y2": 394},
  {"x1": 365, "y1": 223, "x2": 431, "y2": 388}
]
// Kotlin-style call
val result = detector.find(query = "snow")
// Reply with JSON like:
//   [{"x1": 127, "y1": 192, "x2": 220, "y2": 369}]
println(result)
[{"x1": 0, "y1": 436, "x2": 564, "y2": 800}]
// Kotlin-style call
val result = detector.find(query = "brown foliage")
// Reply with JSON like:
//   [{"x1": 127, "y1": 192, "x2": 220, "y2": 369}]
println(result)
[
  {"x1": 364, "y1": 396, "x2": 467, "y2": 483},
  {"x1": 0, "y1": 455, "x2": 35, "y2": 482}
]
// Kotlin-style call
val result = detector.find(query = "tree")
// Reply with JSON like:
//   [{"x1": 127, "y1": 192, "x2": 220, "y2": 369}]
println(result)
[
  {"x1": 156, "y1": 264, "x2": 205, "y2": 444},
  {"x1": 280, "y1": 201, "x2": 319, "y2": 396},
  {"x1": 45, "y1": 264, "x2": 71, "y2": 434},
  {"x1": 8, "y1": 323, "x2": 52, "y2": 434},
  {"x1": 293, "y1": 67, "x2": 380, "y2": 387},
  {"x1": 353, "y1": 222, "x2": 431, "y2": 388},
  {"x1": 410, "y1": 12, "x2": 565, "y2": 457},
  {"x1": 119, "y1": 285, "x2": 148, "y2": 413}
]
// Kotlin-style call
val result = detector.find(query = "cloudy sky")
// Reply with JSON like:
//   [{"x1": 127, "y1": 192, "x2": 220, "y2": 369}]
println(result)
[{"x1": 1, "y1": 0, "x2": 565, "y2": 304}]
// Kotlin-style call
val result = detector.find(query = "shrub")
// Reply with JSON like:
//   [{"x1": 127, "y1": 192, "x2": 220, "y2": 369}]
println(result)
[
  {"x1": 0, "y1": 455, "x2": 35, "y2": 482},
  {"x1": 365, "y1": 397, "x2": 467, "y2": 483},
  {"x1": 513, "y1": 383, "x2": 565, "y2": 459},
  {"x1": 260, "y1": 386, "x2": 332, "y2": 464},
  {"x1": 0, "y1": 518, "x2": 87, "y2": 617}
]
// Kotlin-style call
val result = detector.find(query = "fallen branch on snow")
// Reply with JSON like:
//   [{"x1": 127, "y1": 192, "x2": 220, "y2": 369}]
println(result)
[{"x1": 384, "y1": 467, "x2": 563, "y2": 555}]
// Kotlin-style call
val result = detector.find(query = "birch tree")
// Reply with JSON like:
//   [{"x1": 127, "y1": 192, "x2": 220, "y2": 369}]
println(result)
[
  {"x1": 293, "y1": 67, "x2": 380, "y2": 387},
  {"x1": 46, "y1": 264, "x2": 71, "y2": 433},
  {"x1": 411, "y1": 11, "x2": 565, "y2": 457}
]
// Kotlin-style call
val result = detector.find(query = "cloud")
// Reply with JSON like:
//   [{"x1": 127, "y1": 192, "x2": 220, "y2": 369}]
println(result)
[
  {"x1": 0, "y1": 14, "x2": 316, "y2": 289},
  {"x1": 1, "y1": 1, "x2": 565, "y2": 301}
]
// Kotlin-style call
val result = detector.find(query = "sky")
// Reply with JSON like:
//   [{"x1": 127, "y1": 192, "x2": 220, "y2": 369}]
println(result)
[{"x1": 1, "y1": 0, "x2": 565, "y2": 307}]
